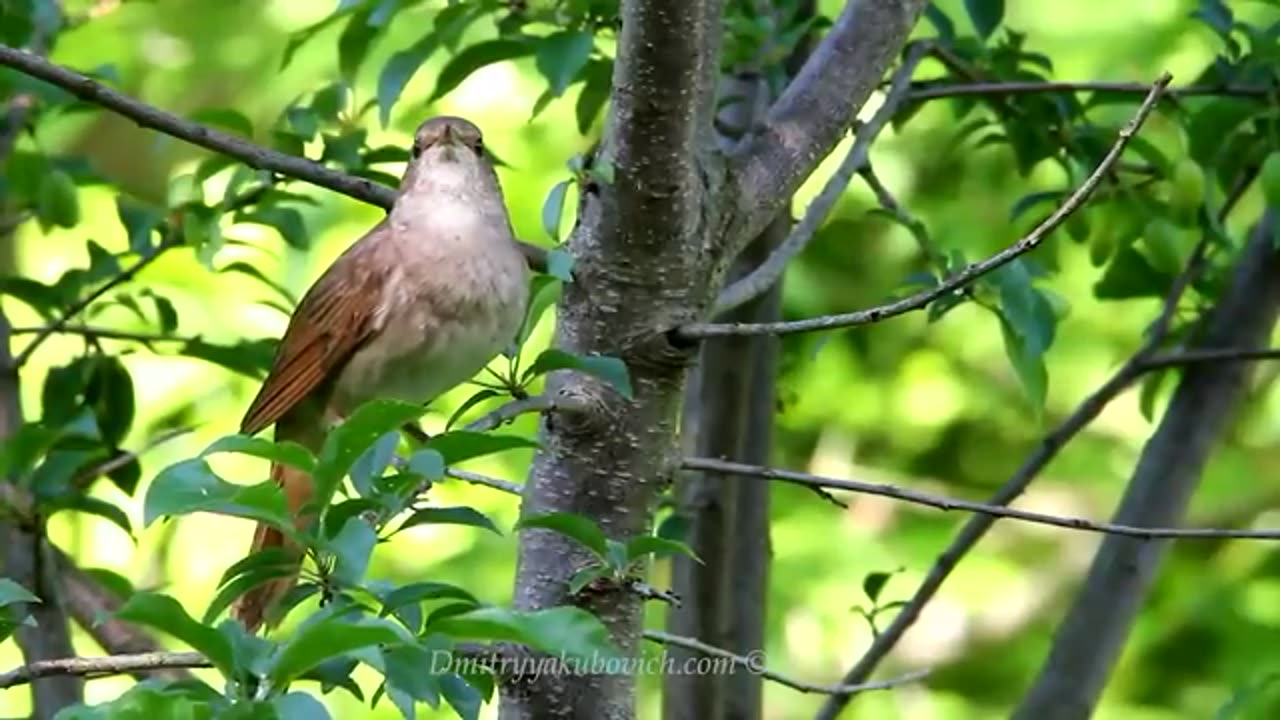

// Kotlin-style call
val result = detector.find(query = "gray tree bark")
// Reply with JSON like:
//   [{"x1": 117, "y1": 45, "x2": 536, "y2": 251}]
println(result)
[
  {"x1": 664, "y1": 216, "x2": 783, "y2": 720},
  {"x1": 1014, "y1": 212, "x2": 1280, "y2": 719}
]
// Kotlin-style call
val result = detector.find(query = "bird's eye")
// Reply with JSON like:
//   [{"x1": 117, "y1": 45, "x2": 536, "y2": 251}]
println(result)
[
  {"x1": 410, "y1": 143, "x2": 423, "y2": 159},
  {"x1": 473, "y1": 139, "x2": 485, "y2": 156}
]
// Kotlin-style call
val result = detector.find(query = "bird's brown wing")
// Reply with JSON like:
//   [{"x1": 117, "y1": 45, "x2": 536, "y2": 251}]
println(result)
[{"x1": 239, "y1": 221, "x2": 391, "y2": 436}]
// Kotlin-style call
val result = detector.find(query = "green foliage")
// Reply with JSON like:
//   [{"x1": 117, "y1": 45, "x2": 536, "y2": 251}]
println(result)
[
  {"x1": 0, "y1": 577, "x2": 39, "y2": 644},
  {"x1": 7, "y1": 0, "x2": 1280, "y2": 718}
]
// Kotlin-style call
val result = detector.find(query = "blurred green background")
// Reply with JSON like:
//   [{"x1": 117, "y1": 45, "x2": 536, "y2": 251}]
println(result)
[{"x1": 5, "y1": 0, "x2": 1280, "y2": 718}]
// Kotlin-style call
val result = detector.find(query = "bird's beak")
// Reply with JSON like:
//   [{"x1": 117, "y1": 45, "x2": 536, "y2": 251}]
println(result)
[{"x1": 440, "y1": 123, "x2": 459, "y2": 146}]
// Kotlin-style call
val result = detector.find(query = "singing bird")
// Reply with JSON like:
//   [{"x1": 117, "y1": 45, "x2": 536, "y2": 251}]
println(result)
[{"x1": 232, "y1": 116, "x2": 529, "y2": 631}]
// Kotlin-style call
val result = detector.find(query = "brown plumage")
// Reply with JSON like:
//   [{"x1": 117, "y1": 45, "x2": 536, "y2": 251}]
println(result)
[{"x1": 231, "y1": 117, "x2": 529, "y2": 631}]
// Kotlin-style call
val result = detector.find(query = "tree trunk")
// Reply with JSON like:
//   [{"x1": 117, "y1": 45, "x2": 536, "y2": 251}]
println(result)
[
  {"x1": 664, "y1": 216, "x2": 783, "y2": 720},
  {"x1": 1014, "y1": 211, "x2": 1280, "y2": 719}
]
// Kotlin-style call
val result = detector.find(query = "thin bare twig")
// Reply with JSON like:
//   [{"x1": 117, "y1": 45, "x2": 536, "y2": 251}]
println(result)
[
  {"x1": 8, "y1": 325, "x2": 197, "y2": 345},
  {"x1": 12, "y1": 238, "x2": 178, "y2": 368},
  {"x1": 0, "y1": 652, "x2": 209, "y2": 689},
  {"x1": 642, "y1": 630, "x2": 929, "y2": 696},
  {"x1": 906, "y1": 79, "x2": 1268, "y2": 103},
  {"x1": 682, "y1": 456, "x2": 1280, "y2": 540},
  {"x1": 715, "y1": 43, "x2": 930, "y2": 314},
  {"x1": 463, "y1": 395, "x2": 556, "y2": 434},
  {"x1": 680, "y1": 71, "x2": 1173, "y2": 340},
  {"x1": 445, "y1": 468, "x2": 521, "y2": 495}
]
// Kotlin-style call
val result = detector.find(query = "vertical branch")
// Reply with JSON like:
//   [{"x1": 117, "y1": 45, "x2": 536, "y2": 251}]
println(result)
[
  {"x1": 503, "y1": 1, "x2": 724, "y2": 719},
  {"x1": 1014, "y1": 212, "x2": 1280, "y2": 719},
  {"x1": 0, "y1": 13, "x2": 84, "y2": 714},
  {"x1": 665, "y1": 3, "x2": 812, "y2": 715}
]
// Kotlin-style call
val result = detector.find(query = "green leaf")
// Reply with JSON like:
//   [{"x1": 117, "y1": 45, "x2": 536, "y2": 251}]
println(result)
[
  {"x1": 515, "y1": 276, "x2": 562, "y2": 349},
  {"x1": 541, "y1": 180, "x2": 571, "y2": 241},
  {"x1": 328, "y1": 518, "x2": 378, "y2": 586},
  {"x1": 36, "y1": 169, "x2": 79, "y2": 229},
  {"x1": 605, "y1": 539, "x2": 628, "y2": 572},
  {"x1": 0, "y1": 578, "x2": 39, "y2": 606},
  {"x1": 624, "y1": 536, "x2": 699, "y2": 564},
  {"x1": 238, "y1": 207, "x2": 309, "y2": 250},
  {"x1": 424, "y1": 431, "x2": 538, "y2": 465},
  {"x1": 379, "y1": 582, "x2": 478, "y2": 633},
  {"x1": 116, "y1": 199, "x2": 162, "y2": 254},
  {"x1": 656, "y1": 513, "x2": 689, "y2": 543},
  {"x1": 997, "y1": 312, "x2": 1048, "y2": 412},
  {"x1": 515, "y1": 511, "x2": 608, "y2": 559},
  {"x1": 281, "y1": 10, "x2": 354, "y2": 70},
  {"x1": 268, "y1": 617, "x2": 406, "y2": 686},
  {"x1": 312, "y1": 400, "x2": 427, "y2": 513},
  {"x1": 143, "y1": 458, "x2": 293, "y2": 532},
  {"x1": 863, "y1": 571, "x2": 893, "y2": 603},
  {"x1": 396, "y1": 506, "x2": 501, "y2": 536},
  {"x1": 202, "y1": 434, "x2": 316, "y2": 473},
  {"x1": 568, "y1": 566, "x2": 606, "y2": 595},
  {"x1": 574, "y1": 60, "x2": 612, "y2": 134},
  {"x1": 350, "y1": 431, "x2": 400, "y2": 495},
  {"x1": 82, "y1": 568, "x2": 134, "y2": 601},
  {"x1": 1187, "y1": 98, "x2": 1261, "y2": 166},
  {"x1": 273, "y1": 691, "x2": 332, "y2": 720},
  {"x1": 44, "y1": 495, "x2": 133, "y2": 537},
  {"x1": 408, "y1": 448, "x2": 446, "y2": 482},
  {"x1": 440, "y1": 671, "x2": 483, "y2": 720},
  {"x1": 1261, "y1": 153, "x2": 1280, "y2": 209},
  {"x1": 382, "y1": 643, "x2": 443, "y2": 706},
  {"x1": 546, "y1": 248, "x2": 574, "y2": 282},
  {"x1": 181, "y1": 338, "x2": 278, "y2": 378},
  {"x1": 991, "y1": 262, "x2": 1056, "y2": 356},
  {"x1": 1094, "y1": 245, "x2": 1174, "y2": 300},
  {"x1": 189, "y1": 107, "x2": 254, "y2": 138},
  {"x1": 430, "y1": 39, "x2": 533, "y2": 101},
  {"x1": 445, "y1": 389, "x2": 502, "y2": 431},
  {"x1": 204, "y1": 547, "x2": 298, "y2": 624},
  {"x1": 338, "y1": 10, "x2": 377, "y2": 82},
  {"x1": 433, "y1": 606, "x2": 621, "y2": 663},
  {"x1": 964, "y1": 0, "x2": 1004, "y2": 40},
  {"x1": 116, "y1": 592, "x2": 236, "y2": 676},
  {"x1": 535, "y1": 31, "x2": 594, "y2": 97},
  {"x1": 521, "y1": 349, "x2": 633, "y2": 399},
  {"x1": 219, "y1": 261, "x2": 299, "y2": 307},
  {"x1": 378, "y1": 31, "x2": 439, "y2": 127}
]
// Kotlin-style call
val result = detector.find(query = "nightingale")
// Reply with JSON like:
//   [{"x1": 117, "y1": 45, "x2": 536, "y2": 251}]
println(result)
[{"x1": 230, "y1": 116, "x2": 529, "y2": 632}]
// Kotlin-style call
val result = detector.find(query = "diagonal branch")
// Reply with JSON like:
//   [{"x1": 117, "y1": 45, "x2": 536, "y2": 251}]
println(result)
[
  {"x1": 684, "y1": 71, "x2": 1172, "y2": 340},
  {"x1": 727, "y1": 0, "x2": 929, "y2": 249},
  {"x1": 0, "y1": 44, "x2": 551, "y2": 273},
  {"x1": 0, "y1": 652, "x2": 209, "y2": 689},
  {"x1": 714, "y1": 42, "x2": 929, "y2": 314},
  {"x1": 814, "y1": 199, "x2": 1220, "y2": 720},
  {"x1": 643, "y1": 630, "x2": 929, "y2": 696},
  {"x1": 0, "y1": 44, "x2": 395, "y2": 209}
]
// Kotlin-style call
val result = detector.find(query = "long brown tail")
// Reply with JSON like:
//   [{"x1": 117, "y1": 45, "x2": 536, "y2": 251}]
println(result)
[{"x1": 231, "y1": 462, "x2": 313, "y2": 632}]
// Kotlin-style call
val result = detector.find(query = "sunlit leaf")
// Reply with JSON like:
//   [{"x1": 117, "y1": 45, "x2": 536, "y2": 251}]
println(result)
[
  {"x1": 515, "y1": 511, "x2": 608, "y2": 559},
  {"x1": 117, "y1": 592, "x2": 236, "y2": 676}
]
